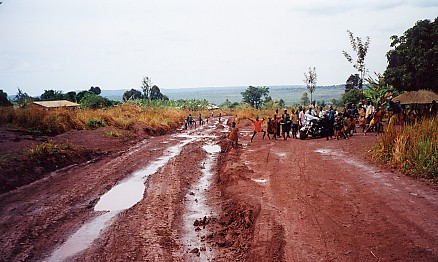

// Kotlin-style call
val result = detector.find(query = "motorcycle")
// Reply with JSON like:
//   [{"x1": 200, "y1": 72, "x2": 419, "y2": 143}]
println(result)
[{"x1": 298, "y1": 114, "x2": 324, "y2": 140}]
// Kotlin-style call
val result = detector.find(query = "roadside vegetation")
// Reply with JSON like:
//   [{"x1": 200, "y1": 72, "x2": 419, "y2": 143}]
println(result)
[
  {"x1": 0, "y1": 103, "x2": 191, "y2": 136},
  {"x1": 371, "y1": 117, "x2": 438, "y2": 180}
]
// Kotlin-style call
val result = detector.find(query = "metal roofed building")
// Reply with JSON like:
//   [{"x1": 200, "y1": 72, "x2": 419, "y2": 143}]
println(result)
[{"x1": 32, "y1": 100, "x2": 80, "y2": 111}]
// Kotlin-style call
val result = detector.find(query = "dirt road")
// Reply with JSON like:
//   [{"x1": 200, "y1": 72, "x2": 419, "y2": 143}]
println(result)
[{"x1": 0, "y1": 117, "x2": 437, "y2": 261}]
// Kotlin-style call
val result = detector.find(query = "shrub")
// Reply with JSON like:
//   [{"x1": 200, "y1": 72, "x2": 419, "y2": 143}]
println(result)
[
  {"x1": 28, "y1": 140, "x2": 74, "y2": 160},
  {"x1": 86, "y1": 118, "x2": 105, "y2": 129}
]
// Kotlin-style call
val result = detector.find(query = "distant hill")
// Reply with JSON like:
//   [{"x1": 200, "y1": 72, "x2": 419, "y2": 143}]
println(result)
[
  {"x1": 6, "y1": 85, "x2": 344, "y2": 106},
  {"x1": 101, "y1": 85, "x2": 344, "y2": 106}
]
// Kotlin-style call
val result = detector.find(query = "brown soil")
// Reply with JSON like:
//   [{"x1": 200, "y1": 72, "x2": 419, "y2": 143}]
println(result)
[{"x1": 0, "y1": 118, "x2": 437, "y2": 261}]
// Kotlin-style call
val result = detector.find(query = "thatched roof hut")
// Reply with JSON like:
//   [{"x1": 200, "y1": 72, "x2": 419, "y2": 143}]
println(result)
[{"x1": 392, "y1": 90, "x2": 438, "y2": 105}]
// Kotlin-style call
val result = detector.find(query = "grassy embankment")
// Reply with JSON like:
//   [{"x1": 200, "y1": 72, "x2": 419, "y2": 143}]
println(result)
[
  {"x1": 371, "y1": 117, "x2": 438, "y2": 180},
  {"x1": 0, "y1": 103, "x2": 188, "y2": 136}
]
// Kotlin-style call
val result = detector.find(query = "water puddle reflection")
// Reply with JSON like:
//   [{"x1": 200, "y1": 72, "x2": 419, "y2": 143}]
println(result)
[
  {"x1": 252, "y1": 178, "x2": 268, "y2": 183},
  {"x1": 48, "y1": 117, "x2": 228, "y2": 261},
  {"x1": 48, "y1": 138, "x2": 195, "y2": 261},
  {"x1": 48, "y1": 211, "x2": 118, "y2": 262},
  {"x1": 182, "y1": 143, "x2": 221, "y2": 260}
]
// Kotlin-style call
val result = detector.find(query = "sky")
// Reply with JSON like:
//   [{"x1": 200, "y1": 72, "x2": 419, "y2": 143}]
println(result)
[{"x1": 0, "y1": 0, "x2": 437, "y2": 96}]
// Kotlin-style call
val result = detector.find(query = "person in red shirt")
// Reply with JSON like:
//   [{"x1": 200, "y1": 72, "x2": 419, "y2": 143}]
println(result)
[{"x1": 249, "y1": 116, "x2": 266, "y2": 142}]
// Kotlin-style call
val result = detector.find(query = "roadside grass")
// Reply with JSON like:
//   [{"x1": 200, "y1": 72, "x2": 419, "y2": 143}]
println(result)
[
  {"x1": 0, "y1": 103, "x2": 278, "y2": 136},
  {"x1": 28, "y1": 140, "x2": 75, "y2": 160},
  {"x1": 0, "y1": 103, "x2": 191, "y2": 136},
  {"x1": 371, "y1": 117, "x2": 438, "y2": 179}
]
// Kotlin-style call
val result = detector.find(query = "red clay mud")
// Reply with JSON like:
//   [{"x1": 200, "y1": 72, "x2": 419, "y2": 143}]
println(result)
[{"x1": 0, "y1": 118, "x2": 437, "y2": 261}]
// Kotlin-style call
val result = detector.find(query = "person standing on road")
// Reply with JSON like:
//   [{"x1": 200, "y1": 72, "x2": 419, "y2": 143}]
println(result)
[
  {"x1": 228, "y1": 121, "x2": 239, "y2": 148},
  {"x1": 198, "y1": 114, "x2": 203, "y2": 126},
  {"x1": 299, "y1": 106, "x2": 306, "y2": 128},
  {"x1": 249, "y1": 116, "x2": 266, "y2": 142},
  {"x1": 328, "y1": 106, "x2": 336, "y2": 137},
  {"x1": 275, "y1": 108, "x2": 281, "y2": 138},
  {"x1": 291, "y1": 109, "x2": 299, "y2": 139},
  {"x1": 267, "y1": 116, "x2": 277, "y2": 140},
  {"x1": 187, "y1": 114, "x2": 194, "y2": 128},
  {"x1": 233, "y1": 115, "x2": 240, "y2": 125},
  {"x1": 280, "y1": 109, "x2": 291, "y2": 140}
]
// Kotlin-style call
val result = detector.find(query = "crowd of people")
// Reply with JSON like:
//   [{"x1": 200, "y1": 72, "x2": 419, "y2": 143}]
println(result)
[
  {"x1": 234, "y1": 99, "x2": 437, "y2": 144},
  {"x1": 181, "y1": 99, "x2": 437, "y2": 147}
]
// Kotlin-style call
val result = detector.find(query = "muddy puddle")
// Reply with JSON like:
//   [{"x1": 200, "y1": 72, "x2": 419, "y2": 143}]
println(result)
[
  {"x1": 48, "y1": 137, "x2": 195, "y2": 261},
  {"x1": 47, "y1": 118, "x2": 228, "y2": 261},
  {"x1": 182, "y1": 143, "x2": 221, "y2": 260}
]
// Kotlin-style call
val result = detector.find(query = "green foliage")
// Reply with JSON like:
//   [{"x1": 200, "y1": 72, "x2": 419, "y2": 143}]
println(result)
[
  {"x1": 40, "y1": 90, "x2": 65, "y2": 101},
  {"x1": 345, "y1": 74, "x2": 359, "y2": 91},
  {"x1": 384, "y1": 18, "x2": 438, "y2": 92},
  {"x1": 150, "y1": 85, "x2": 168, "y2": 100},
  {"x1": 75, "y1": 91, "x2": 93, "y2": 103},
  {"x1": 300, "y1": 92, "x2": 310, "y2": 106},
  {"x1": 342, "y1": 30, "x2": 371, "y2": 90},
  {"x1": 80, "y1": 92, "x2": 114, "y2": 109},
  {"x1": 132, "y1": 98, "x2": 209, "y2": 111},
  {"x1": 65, "y1": 91, "x2": 77, "y2": 102},
  {"x1": 89, "y1": 86, "x2": 101, "y2": 95},
  {"x1": 0, "y1": 90, "x2": 12, "y2": 107},
  {"x1": 364, "y1": 73, "x2": 399, "y2": 106},
  {"x1": 123, "y1": 89, "x2": 144, "y2": 101},
  {"x1": 220, "y1": 99, "x2": 240, "y2": 108},
  {"x1": 262, "y1": 100, "x2": 276, "y2": 110},
  {"x1": 241, "y1": 86, "x2": 269, "y2": 109},
  {"x1": 86, "y1": 117, "x2": 105, "y2": 129},
  {"x1": 342, "y1": 88, "x2": 362, "y2": 106}
]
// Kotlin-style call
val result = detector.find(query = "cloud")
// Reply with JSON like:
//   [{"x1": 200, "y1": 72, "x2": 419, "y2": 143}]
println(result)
[{"x1": 290, "y1": 0, "x2": 438, "y2": 15}]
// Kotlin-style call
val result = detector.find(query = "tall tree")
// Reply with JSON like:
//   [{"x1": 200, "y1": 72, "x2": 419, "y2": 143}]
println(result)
[
  {"x1": 141, "y1": 77, "x2": 152, "y2": 99},
  {"x1": 384, "y1": 18, "x2": 438, "y2": 92},
  {"x1": 303, "y1": 67, "x2": 318, "y2": 105},
  {"x1": 342, "y1": 30, "x2": 370, "y2": 91},
  {"x1": 241, "y1": 86, "x2": 269, "y2": 109}
]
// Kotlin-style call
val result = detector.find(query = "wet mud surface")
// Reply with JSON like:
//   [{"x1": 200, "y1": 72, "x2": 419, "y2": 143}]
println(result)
[{"x1": 1, "y1": 118, "x2": 437, "y2": 261}]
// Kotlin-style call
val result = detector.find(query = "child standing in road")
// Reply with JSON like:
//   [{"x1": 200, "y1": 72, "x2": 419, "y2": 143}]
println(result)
[
  {"x1": 267, "y1": 116, "x2": 277, "y2": 140},
  {"x1": 249, "y1": 116, "x2": 266, "y2": 142},
  {"x1": 229, "y1": 121, "x2": 239, "y2": 148}
]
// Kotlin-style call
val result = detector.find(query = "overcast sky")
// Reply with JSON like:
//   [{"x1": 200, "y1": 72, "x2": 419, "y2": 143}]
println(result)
[{"x1": 0, "y1": 0, "x2": 437, "y2": 96}]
